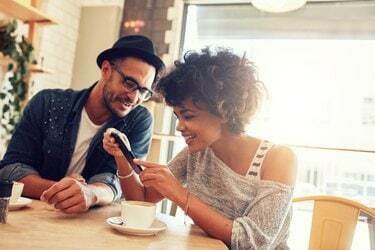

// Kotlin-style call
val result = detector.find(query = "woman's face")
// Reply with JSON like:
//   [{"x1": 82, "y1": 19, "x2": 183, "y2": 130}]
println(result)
[{"x1": 174, "y1": 100, "x2": 224, "y2": 153}]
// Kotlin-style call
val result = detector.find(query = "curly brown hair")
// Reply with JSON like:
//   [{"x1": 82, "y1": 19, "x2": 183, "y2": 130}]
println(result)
[{"x1": 156, "y1": 47, "x2": 265, "y2": 134}]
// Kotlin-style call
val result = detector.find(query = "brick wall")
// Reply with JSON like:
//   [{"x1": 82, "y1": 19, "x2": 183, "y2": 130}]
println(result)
[
  {"x1": 31, "y1": 0, "x2": 126, "y2": 95},
  {"x1": 120, "y1": 0, "x2": 176, "y2": 65}
]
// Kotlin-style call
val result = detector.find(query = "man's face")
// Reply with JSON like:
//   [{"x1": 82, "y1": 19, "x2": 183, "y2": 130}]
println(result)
[{"x1": 101, "y1": 57, "x2": 156, "y2": 118}]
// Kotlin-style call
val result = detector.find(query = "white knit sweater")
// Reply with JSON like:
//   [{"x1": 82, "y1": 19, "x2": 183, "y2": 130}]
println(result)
[{"x1": 168, "y1": 146, "x2": 293, "y2": 250}]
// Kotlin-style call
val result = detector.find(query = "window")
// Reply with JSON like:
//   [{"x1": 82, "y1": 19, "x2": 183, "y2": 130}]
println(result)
[
  {"x1": 180, "y1": 2, "x2": 375, "y2": 207},
  {"x1": 173, "y1": 2, "x2": 375, "y2": 248}
]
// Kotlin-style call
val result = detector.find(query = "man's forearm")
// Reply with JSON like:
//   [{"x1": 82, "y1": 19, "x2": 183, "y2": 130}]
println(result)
[
  {"x1": 19, "y1": 175, "x2": 56, "y2": 199},
  {"x1": 88, "y1": 183, "x2": 115, "y2": 206}
]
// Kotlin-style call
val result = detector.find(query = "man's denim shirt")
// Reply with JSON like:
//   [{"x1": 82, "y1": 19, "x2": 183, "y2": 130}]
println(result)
[{"x1": 0, "y1": 85, "x2": 153, "y2": 200}]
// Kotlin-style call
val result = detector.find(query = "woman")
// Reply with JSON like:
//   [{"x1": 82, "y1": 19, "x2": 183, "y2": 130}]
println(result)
[{"x1": 103, "y1": 48, "x2": 297, "y2": 249}]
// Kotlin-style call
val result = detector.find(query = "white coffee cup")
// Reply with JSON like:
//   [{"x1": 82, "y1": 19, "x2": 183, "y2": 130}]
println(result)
[
  {"x1": 121, "y1": 200, "x2": 156, "y2": 228},
  {"x1": 10, "y1": 181, "x2": 24, "y2": 203}
]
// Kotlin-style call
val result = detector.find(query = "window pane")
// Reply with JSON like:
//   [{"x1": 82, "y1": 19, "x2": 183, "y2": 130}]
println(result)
[
  {"x1": 181, "y1": 3, "x2": 375, "y2": 208},
  {"x1": 178, "y1": 3, "x2": 375, "y2": 249}
]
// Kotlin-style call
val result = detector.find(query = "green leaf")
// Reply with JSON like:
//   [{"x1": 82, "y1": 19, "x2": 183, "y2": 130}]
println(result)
[
  {"x1": 7, "y1": 63, "x2": 14, "y2": 71},
  {"x1": 0, "y1": 20, "x2": 34, "y2": 141},
  {"x1": 2, "y1": 104, "x2": 10, "y2": 113},
  {"x1": 17, "y1": 84, "x2": 26, "y2": 98}
]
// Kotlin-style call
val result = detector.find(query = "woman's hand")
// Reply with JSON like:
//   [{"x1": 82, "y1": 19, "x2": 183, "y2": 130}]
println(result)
[
  {"x1": 135, "y1": 159, "x2": 185, "y2": 203},
  {"x1": 102, "y1": 128, "x2": 131, "y2": 158}
]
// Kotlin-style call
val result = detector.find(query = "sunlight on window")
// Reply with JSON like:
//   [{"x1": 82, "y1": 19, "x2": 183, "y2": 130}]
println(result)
[
  {"x1": 181, "y1": 4, "x2": 375, "y2": 249},
  {"x1": 183, "y1": 37, "x2": 375, "y2": 149}
]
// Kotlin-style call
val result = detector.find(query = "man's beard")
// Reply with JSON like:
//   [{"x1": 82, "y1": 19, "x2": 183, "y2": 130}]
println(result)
[{"x1": 102, "y1": 82, "x2": 135, "y2": 118}]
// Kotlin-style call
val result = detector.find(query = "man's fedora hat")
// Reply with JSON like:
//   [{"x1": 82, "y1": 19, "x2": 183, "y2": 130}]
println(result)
[{"x1": 96, "y1": 35, "x2": 165, "y2": 74}]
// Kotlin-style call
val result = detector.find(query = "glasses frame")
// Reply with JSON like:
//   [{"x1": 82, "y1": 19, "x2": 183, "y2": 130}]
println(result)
[{"x1": 109, "y1": 62, "x2": 153, "y2": 101}]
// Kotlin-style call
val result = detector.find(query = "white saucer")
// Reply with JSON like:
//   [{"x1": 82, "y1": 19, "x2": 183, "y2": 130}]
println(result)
[
  {"x1": 9, "y1": 197, "x2": 32, "y2": 211},
  {"x1": 106, "y1": 216, "x2": 167, "y2": 236}
]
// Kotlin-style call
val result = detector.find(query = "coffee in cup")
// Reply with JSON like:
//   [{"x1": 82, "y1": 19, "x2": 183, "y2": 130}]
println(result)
[{"x1": 121, "y1": 200, "x2": 156, "y2": 228}]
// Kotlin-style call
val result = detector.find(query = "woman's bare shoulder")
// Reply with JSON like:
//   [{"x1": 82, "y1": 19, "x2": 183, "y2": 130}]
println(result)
[{"x1": 260, "y1": 145, "x2": 298, "y2": 186}]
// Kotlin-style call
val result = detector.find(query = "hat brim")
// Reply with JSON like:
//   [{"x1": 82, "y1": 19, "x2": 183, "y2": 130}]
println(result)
[{"x1": 96, "y1": 48, "x2": 165, "y2": 73}]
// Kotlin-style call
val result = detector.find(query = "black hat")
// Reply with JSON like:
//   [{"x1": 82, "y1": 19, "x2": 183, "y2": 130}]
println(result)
[{"x1": 96, "y1": 35, "x2": 165, "y2": 74}]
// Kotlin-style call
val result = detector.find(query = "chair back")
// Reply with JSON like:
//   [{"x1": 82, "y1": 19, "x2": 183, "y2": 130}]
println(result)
[{"x1": 293, "y1": 195, "x2": 375, "y2": 250}]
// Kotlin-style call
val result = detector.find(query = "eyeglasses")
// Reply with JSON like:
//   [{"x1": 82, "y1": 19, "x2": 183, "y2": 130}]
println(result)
[{"x1": 110, "y1": 63, "x2": 153, "y2": 101}]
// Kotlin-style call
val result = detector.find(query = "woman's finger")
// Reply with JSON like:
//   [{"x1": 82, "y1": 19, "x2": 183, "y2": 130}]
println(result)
[
  {"x1": 140, "y1": 172, "x2": 160, "y2": 182},
  {"x1": 103, "y1": 136, "x2": 115, "y2": 146},
  {"x1": 103, "y1": 139, "x2": 119, "y2": 150},
  {"x1": 105, "y1": 127, "x2": 118, "y2": 135},
  {"x1": 142, "y1": 179, "x2": 159, "y2": 188},
  {"x1": 142, "y1": 167, "x2": 163, "y2": 175},
  {"x1": 133, "y1": 159, "x2": 164, "y2": 168}
]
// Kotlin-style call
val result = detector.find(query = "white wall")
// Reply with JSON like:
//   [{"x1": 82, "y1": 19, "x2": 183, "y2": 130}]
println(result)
[
  {"x1": 70, "y1": 5, "x2": 123, "y2": 90},
  {"x1": 31, "y1": 0, "x2": 82, "y2": 95},
  {"x1": 81, "y1": 0, "x2": 124, "y2": 7}
]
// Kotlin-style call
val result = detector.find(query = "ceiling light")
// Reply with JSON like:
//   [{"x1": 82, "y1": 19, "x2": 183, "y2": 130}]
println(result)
[{"x1": 252, "y1": 0, "x2": 307, "y2": 13}]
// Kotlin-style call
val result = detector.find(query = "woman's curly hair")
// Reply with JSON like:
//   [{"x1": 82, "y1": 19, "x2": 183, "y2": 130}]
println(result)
[{"x1": 156, "y1": 47, "x2": 265, "y2": 134}]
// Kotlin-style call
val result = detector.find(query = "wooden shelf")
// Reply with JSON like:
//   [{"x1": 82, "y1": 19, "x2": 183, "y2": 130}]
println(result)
[
  {"x1": 0, "y1": 0, "x2": 57, "y2": 24},
  {"x1": 0, "y1": 55, "x2": 52, "y2": 74},
  {"x1": 152, "y1": 133, "x2": 181, "y2": 142},
  {"x1": 29, "y1": 64, "x2": 52, "y2": 73}
]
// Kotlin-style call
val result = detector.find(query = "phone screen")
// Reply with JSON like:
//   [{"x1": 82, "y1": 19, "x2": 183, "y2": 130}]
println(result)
[{"x1": 110, "y1": 132, "x2": 142, "y2": 174}]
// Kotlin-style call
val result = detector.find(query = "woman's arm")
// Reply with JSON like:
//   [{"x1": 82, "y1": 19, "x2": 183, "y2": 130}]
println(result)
[
  {"x1": 115, "y1": 155, "x2": 164, "y2": 202},
  {"x1": 230, "y1": 145, "x2": 297, "y2": 249},
  {"x1": 137, "y1": 145, "x2": 297, "y2": 247},
  {"x1": 137, "y1": 159, "x2": 234, "y2": 244},
  {"x1": 175, "y1": 188, "x2": 234, "y2": 245},
  {"x1": 102, "y1": 128, "x2": 164, "y2": 202}
]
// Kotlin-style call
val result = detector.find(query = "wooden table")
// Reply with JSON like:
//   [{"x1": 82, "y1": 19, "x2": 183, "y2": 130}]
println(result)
[{"x1": 0, "y1": 200, "x2": 228, "y2": 250}]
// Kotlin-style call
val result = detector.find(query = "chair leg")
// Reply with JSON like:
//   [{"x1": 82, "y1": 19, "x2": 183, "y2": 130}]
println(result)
[
  {"x1": 369, "y1": 215, "x2": 375, "y2": 250},
  {"x1": 170, "y1": 202, "x2": 178, "y2": 216},
  {"x1": 161, "y1": 199, "x2": 168, "y2": 214}
]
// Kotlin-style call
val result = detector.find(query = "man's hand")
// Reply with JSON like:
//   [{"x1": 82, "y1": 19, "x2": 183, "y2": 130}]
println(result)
[{"x1": 40, "y1": 176, "x2": 97, "y2": 214}]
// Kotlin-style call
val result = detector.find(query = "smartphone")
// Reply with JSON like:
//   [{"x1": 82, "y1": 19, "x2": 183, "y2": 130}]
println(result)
[{"x1": 110, "y1": 132, "x2": 142, "y2": 174}]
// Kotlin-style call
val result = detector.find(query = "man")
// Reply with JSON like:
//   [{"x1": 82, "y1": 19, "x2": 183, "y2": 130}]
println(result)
[{"x1": 0, "y1": 35, "x2": 164, "y2": 213}]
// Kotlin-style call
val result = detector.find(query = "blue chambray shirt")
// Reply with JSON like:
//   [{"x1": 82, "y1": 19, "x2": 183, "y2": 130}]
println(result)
[{"x1": 0, "y1": 84, "x2": 153, "y2": 200}]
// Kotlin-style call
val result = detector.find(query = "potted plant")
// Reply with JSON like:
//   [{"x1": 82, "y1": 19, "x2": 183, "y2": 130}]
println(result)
[{"x1": 0, "y1": 20, "x2": 36, "y2": 145}]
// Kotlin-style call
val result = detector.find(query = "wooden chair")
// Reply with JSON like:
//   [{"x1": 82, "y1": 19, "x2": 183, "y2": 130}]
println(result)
[
  {"x1": 293, "y1": 195, "x2": 375, "y2": 250},
  {"x1": 159, "y1": 199, "x2": 178, "y2": 216},
  {"x1": 170, "y1": 201, "x2": 178, "y2": 216}
]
